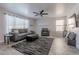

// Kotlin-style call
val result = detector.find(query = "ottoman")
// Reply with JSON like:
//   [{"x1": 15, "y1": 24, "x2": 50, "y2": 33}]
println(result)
[{"x1": 26, "y1": 34, "x2": 39, "y2": 42}]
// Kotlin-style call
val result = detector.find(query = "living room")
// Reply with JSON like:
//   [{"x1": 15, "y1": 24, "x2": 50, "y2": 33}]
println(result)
[{"x1": 0, "y1": 3, "x2": 79, "y2": 55}]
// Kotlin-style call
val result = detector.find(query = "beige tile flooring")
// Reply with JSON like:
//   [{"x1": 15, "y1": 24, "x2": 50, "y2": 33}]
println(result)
[
  {"x1": 0, "y1": 37, "x2": 79, "y2": 55},
  {"x1": 0, "y1": 44, "x2": 22, "y2": 55},
  {"x1": 49, "y1": 38, "x2": 79, "y2": 55},
  {"x1": 0, "y1": 40, "x2": 24, "y2": 55}
]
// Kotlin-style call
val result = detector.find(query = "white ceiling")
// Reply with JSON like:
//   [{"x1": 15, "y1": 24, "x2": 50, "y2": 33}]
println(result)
[{"x1": 0, "y1": 3, "x2": 78, "y2": 19}]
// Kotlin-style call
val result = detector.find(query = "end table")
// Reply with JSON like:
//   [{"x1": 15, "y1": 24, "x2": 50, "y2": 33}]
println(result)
[{"x1": 4, "y1": 34, "x2": 13, "y2": 44}]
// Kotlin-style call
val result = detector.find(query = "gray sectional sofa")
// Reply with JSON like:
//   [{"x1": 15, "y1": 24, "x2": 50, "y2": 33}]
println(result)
[
  {"x1": 11, "y1": 29, "x2": 39, "y2": 42},
  {"x1": 11, "y1": 29, "x2": 29, "y2": 42}
]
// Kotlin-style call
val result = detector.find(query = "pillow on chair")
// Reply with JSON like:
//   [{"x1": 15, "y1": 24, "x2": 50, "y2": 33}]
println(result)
[{"x1": 68, "y1": 32, "x2": 76, "y2": 40}]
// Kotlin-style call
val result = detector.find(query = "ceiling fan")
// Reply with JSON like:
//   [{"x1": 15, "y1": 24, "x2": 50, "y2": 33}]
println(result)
[{"x1": 33, "y1": 10, "x2": 48, "y2": 16}]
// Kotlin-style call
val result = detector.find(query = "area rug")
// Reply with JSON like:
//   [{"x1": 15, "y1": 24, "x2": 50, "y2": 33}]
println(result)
[{"x1": 12, "y1": 37, "x2": 53, "y2": 55}]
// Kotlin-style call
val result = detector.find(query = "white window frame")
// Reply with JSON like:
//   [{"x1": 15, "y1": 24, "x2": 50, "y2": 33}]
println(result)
[
  {"x1": 5, "y1": 14, "x2": 29, "y2": 33},
  {"x1": 67, "y1": 17, "x2": 76, "y2": 31},
  {"x1": 56, "y1": 20, "x2": 65, "y2": 32}
]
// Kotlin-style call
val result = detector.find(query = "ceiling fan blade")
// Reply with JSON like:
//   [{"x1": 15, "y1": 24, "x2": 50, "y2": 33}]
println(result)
[
  {"x1": 35, "y1": 14, "x2": 38, "y2": 16},
  {"x1": 33, "y1": 12, "x2": 40, "y2": 16},
  {"x1": 40, "y1": 10, "x2": 44, "y2": 14},
  {"x1": 33, "y1": 12, "x2": 39, "y2": 14},
  {"x1": 42, "y1": 13, "x2": 48, "y2": 15}
]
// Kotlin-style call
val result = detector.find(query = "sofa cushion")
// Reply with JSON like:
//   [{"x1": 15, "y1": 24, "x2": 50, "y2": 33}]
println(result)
[
  {"x1": 12, "y1": 29, "x2": 28, "y2": 33},
  {"x1": 12, "y1": 29, "x2": 19, "y2": 34},
  {"x1": 19, "y1": 29, "x2": 28, "y2": 33},
  {"x1": 18, "y1": 33, "x2": 27, "y2": 36}
]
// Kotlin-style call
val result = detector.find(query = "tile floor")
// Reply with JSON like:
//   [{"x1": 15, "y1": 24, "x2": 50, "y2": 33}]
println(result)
[
  {"x1": 0, "y1": 37, "x2": 79, "y2": 55},
  {"x1": 0, "y1": 40, "x2": 23, "y2": 55},
  {"x1": 49, "y1": 38, "x2": 79, "y2": 55}
]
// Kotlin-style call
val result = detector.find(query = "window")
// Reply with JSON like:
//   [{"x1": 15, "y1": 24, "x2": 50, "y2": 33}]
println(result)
[
  {"x1": 5, "y1": 14, "x2": 29, "y2": 33},
  {"x1": 14, "y1": 17, "x2": 29, "y2": 29},
  {"x1": 6, "y1": 15, "x2": 14, "y2": 33},
  {"x1": 56, "y1": 20, "x2": 64, "y2": 31},
  {"x1": 67, "y1": 17, "x2": 76, "y2": 31}
]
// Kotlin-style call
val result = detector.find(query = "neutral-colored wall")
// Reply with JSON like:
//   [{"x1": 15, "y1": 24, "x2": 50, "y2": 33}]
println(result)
[
  {"x1": 29, "y1": 19, "x2": 37, "y2": 31},
  {"x1": 35, "y1": 17, "x2": 66, "y2": 37},
  {"x1": 0, "y1": 11, "x2": 6, "y2": 42},
  {"x1": 36, "y1": 17, "x2": 55, "y2": 36}
]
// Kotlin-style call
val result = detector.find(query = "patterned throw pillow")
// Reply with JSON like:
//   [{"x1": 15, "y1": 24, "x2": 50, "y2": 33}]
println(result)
[{"x1": 68, "y1": 32, "x2": 76, "y2": 40}]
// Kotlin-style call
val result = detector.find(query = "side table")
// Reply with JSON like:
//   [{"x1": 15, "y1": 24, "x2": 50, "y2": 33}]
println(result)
[{"x1": 4, "y1": 34, "x2": 13, "y2": 44}]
